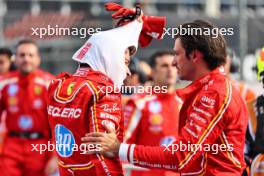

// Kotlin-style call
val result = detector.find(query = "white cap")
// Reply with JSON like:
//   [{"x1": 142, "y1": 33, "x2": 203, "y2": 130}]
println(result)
[{"x1": 72, "y1": 20, "x2": 143, "y2": 89}]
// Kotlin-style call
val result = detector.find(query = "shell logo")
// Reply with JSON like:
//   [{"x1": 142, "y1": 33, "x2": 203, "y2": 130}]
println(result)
[
  {"x1": 8, "y1": 97, "x2": 17, "y2": 105},
  {"x1": 149, "y1": 114, "x2": 163, "y2": 126}
]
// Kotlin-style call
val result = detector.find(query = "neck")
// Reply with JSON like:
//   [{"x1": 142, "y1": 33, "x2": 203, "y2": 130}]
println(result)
[
  {"x1": 167, "y1": 85, "x2": 175, "y2": 93},
  {"x1": 20, "y1": 70, "x2": 33, "y2": 76},
  {"x1": 191, "y1": 66, "x2": 211, "y2": 82}
]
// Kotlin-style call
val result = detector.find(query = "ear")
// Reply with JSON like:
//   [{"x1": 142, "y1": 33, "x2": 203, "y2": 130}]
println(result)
[{"x1": 191, "y1": 50, "x2": 203, "y2": 63}]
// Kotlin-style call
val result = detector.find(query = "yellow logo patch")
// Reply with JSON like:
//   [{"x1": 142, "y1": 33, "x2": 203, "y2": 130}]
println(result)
[
  {"x1": 8, "y1": 97, "x2": 17, "y2": 105},
  {"x1": 34, "y1": 86, "x2": 42, "y2": 95},
  {"x1": 149, "y1": 114, "x2": 163, "y2": 126},
  {"x1": 67, "y1": 83, "x2": 75, "y2": 96}
]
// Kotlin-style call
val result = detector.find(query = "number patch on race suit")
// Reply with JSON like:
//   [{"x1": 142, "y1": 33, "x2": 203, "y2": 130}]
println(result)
[
  {"x1": 160, "y1": 136, "x2": 176, "y2": 146},
  {"x1": 55, "y1": 124, "x2": 76, "y2": 157}
]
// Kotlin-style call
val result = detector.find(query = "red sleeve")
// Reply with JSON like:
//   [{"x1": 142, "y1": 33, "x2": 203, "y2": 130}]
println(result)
[
  {"x1": 123, "y1": 100, "x2": 142, "y2": 143},
  {"x1": 87, "y1": 82, "x2": 123, "y2": 142},
  {"x1": 118, "y1": 112, "x2": 124, "y2": 142},
  {"x1": 119, "y1": 81, "x2": 232, "y2": 171}
]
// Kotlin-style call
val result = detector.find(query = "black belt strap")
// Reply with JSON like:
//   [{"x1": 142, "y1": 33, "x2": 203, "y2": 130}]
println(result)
[{"x1": 8, "y1": 131, "x2": 44, "y2": 139}]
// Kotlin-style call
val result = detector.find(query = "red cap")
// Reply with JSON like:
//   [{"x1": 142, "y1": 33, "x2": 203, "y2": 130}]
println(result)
[{"x1": 139, "y1": 16, "x2": 166, "y2": 47}]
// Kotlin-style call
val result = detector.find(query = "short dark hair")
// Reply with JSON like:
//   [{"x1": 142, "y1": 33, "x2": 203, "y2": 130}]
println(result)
[
  {"x1": 0, "y1": 48, "x2": 13, "y2": 59},
  {"x1": 16, "y1": 39, "x2": 39, "y2": 53},
  {"x1": 176, "y1": 20, "x2": 226, "y2": 70},
  {"x1": 79, "y1": 63, "x2": 90, "y2": 68},
  {"x1": 149, "y1": 50, "x2": 175, "y2": 68}
]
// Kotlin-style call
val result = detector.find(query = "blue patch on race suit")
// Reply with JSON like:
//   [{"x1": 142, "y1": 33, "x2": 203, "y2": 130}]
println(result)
[
  {"x1": 18, "y1": 115, "x2": 33, "y2": 130},
  {"x1": 55, "y1": 124, "x2": 76, "y2": 157},
  {"x1": 33, "y1": 99, "x2": 42, "y2": 109},
  {"x1": 160, "y1": 136, "x2": 176, "y2": 146},
  {"x1": 8, "y1": 84, "x2": 18, "y2": 96},
  {"x1": 148, "y1": 101, "x2": 162, "y2": 114}
]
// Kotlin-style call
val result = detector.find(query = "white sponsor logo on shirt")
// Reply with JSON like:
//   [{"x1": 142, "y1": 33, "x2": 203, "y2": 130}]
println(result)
[
  {"x1": 200, "y1": 96, "x2": 216, "y2": 108},
  {"x1": 100, "y1": 103, "x2": 120, "y2": 113},
  {"x1": 101, "y1": 120, "x2": 115, "y2": 130},
  {"x1": 48, "y1": 105, "x2": 81, "y2": 118},
  {"x1": 100, "y1": 112, "x2": 119, "y2": 122}
]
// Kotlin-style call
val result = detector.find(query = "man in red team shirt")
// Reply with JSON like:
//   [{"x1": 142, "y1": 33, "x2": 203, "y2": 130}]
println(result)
[
  {"x1": 82, "y1": 20, "x2": 249, "y2": 176},
  {"x1": 0, "y1": 48, "x2": 13, "y2": 153},
  {"x1": 47, "y1": 3, "x2": 166, "y2": 176},
  {"x1": 0, "y1": 39, "x2": 57, "y2": 176},
  {"x1": 123, "y1": 50, "x2": 181, "y2": 176}
]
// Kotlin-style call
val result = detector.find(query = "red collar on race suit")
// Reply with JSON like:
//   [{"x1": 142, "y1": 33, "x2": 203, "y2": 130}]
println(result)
[
  {"x1": 55, "y1": 67, "x2": 115, "y2": 86},
  {"x1": 176, "y1": 67, "x2": 226, "y2": 101}
]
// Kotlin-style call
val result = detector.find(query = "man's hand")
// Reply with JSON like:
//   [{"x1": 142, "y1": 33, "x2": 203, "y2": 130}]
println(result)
[
  {"x1": 105, "y1": 2, "x2": 143, "y2": 26},
  {"x1": 105, "y1": 2, "x2": 135, "y2": 19},
  {"x1": 44, "y1": 156, "x2": 58, "y2": 175},
  {"x1": 81, "y1": 125, "x2": 120, "y2": 156},
  {"x1": 105, "y1": 2, "x2": 166, "y2": 47}
]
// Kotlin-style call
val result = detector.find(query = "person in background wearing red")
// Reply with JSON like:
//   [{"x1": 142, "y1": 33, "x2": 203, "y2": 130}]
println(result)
[
  {"x1": 123, "y1": 50, "x2": 181, "y2": 176},
  {"x1": 0, "y1": 48, "x2": 13, "y2": 153},
  {"x1": 82, "y1": 20, "x2": 249, "y2": 176},
  {"x1": 223, "y1": 48, "x2": 257, "y2": 175},
  {"x1": 224, "y1": 48, "x2": 256, "y2": 102},
  {"x1": 0, "y1": 39, "x2": 57, "y2": 176}
]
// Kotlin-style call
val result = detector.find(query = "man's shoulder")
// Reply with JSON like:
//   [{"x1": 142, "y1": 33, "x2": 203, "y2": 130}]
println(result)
[
  {"x1": 0, "y1": 71, "x2": 19, "y2": 80},
  {"x1": 74, "y1": 69, "x2": 115, "y2": 88},
  {"x1": 48, "y1": 73, "x2": 95, "y2": 104},
  {"x1": 193, "y1": 75, "x2": 234, "y2": 112},
  {"x1": 49, "y1": 72, "x2": 68, "y2": 87},
  {"x1": 50, "y1": 71, "x2": 110, "y2": 93},
  {"x1": 208, "y1": 76, "x2": 248, "y2": 118},
  {"x1": 38, "y1": 68, "x2": 53, "y2": 75},
  {"x1": 0, "y1": 71, "x2": 19, "y2": 90},
  {"x1": 200, "y1": 74, "x2": 230, "y2": 96},
  {"x1": 32, "y1": 69, "x2": 54, "y2": 89}
]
